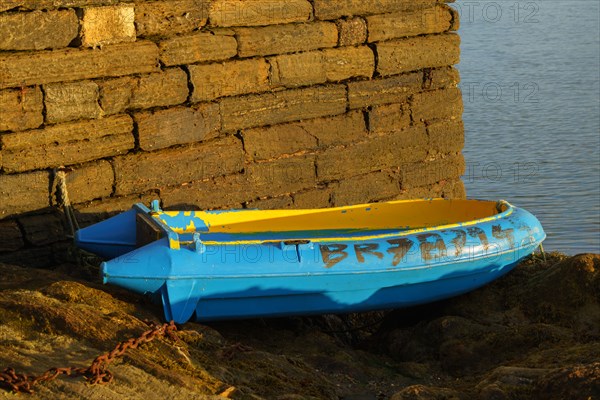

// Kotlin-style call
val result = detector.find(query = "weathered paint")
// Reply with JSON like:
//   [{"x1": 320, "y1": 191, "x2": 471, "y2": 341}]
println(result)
[
  {"x1": 169, "y1": 237, "x2": 181, "y2": 250},
  {"x1": 149, "y1": 198, "x2": 505, "y2": 235},
  {"x1": 76, "y1": 198, "x2": 545, "y2": 322},
  {"x1": 142, "y1": 199, "x2": 514, "y2": 247}
]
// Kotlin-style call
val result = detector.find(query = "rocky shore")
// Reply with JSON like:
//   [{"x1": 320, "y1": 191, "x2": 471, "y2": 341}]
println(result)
[{"x1": 1, "y1": 252, "x2": 598, "y2": 399}]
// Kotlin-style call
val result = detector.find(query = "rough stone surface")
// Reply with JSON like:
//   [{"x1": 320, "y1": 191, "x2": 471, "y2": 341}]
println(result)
[
  {"x1": 248, "y1": 196, "x2": 291, "y2": 210},
  {"x1": 161, "y1": 173, "x2": 251, "y2": 210},
  {"x1": 428, "y1": 119, "x2": 465, "y2": 153},
  {"x1": 449, "y1": 179, "x2": 466, "y2": 199},
  {"x1": 0, "y1": 220, "x2": 24, "y2": 252},
  {"x1": 398, "y1": 177, "x2": 466, "y2": 200},
  {"x1": 135, "y1": 0, "x2": 209, "y2": 37},
  {"x1": 0, "y1": 0, "x2": 467, "y2": 268},
  {"x1": 391, "y1": 385, "x2": 461, "y2": 400},
  {"x1": 132, "y1": 68, "x2": 189, "y2": 109},
  {"x1": 246, "y1": 195, "x2": 294, "y2": 210},
  {"x1": 401, "y1": 154, "x2": 465, "y2": 188},
  {"x1": 235, "y1": 21, "x2": 338, "y2": 57},
  {"x1": 136, "y1": 104, "x2": 221, "y2": 151},
  {"x1": 404, "y1": 178, "x2": 467, "y2": 200},
  {"x1": 336, "y1": 17, "x2": 367, "y2": 46},
  {"x1": 81, "y1": 5, "x2": 136, "y2": 47},
  {"x1": 534, "y1": 363, "x2": 600, "y2": 400},
  {"x1": 313, "y1": 0, "x2": 438, "y2": 20},
  {"x1": 292, "y1": 188, "x2": 331, "y2": 208},
  {"x1": 307, "y1": 110, "x2": 367, "y2": 147},
  {"x1": 114, "y1": 136, "x2": 244, "y2": 195},
  {"x1": 2, "y1": 250, "x2": 594, "y2": 398},
  {"x1": 377, "y1": 33, "x2": 460, "y2": 76},
  {"x1": 332, "y1": 171, "x2": 399, "y2": 206},
  {"x1": 220, "y1": 85, "x2": 347, "y2": 131},
  {"x1": 425, "y1": 66, "x2": 461, "y2": 90},
  {"x1": 246, "y1": 155, "x2": 316, "y2": 196},
  {"x1": 367, "y1": 4, "x2": 453, "y2": 42},
  {"x1": 448, "y1": 5, "x2": 460, "y2": 31},
  {"x1": 243, "y1": 111, "x2": 366, "y2": 160},
  {"x1": 317, "y1": 126, "x2": 429, "y2": 181},
  {"x1": 0, "y1": 243, "x2": 59, "y2": 268},
  {"x1": 270, "y1": 46, "x2": 373, "y2": 87},
  {"x1": 98, "y1": 68, "x2": 188, "y2": 114},
  {"x1": 44, "y1": 81, "x2": 103, "y2": 123},
  {"x1": 97, "y1": 76, "x2": 136, "y2": 115},
  {"x1": 0, "y1": 86, "x2": 43, "y2": 132},
  {"x1": 0, "y1": 115, "x2": 134, "y2": 172},
  {"x1": 18, "y1": 213, "x2": 65, "y2": 246},
  {"x1": 77, "y1": 192, "x2": 158, "y2": 217},
  {"x1": 322, "y1": 46, "x2": 374, "y2": 81},
  {"x1": 0, "y1": 41, "x2": 159, "y2": 89},
  {"x1": 0, "y1": 170, "x2": 49, "y2": 218},
  {"x1": 0, "y1": 0, "x2": 134, "y2": 12},
  {"x1": 411, "y1": 87, "x2": 463, "y2": 122},
  {"x1": 243, "y1": 123, "x2": 318, "y2": 160},
  {"x1": 348, "y1": 72, "x2": 423, "y2": 109},
  {"x1": 209, "y1": 0, "x2": 312, "y2": 27},
  {"x1": 55, "y1": 161, "x2": 115, "y2": 205},
  {"x1": 189, "y1": 58, "x2": 270, "y2": 102},
  {"x1": 0, "y1": 10, "x2": 79, "y2": 51},
  {"x1": 269, "y1": 51, "x2": 327, "y2": 88},
  {"x1": 368, "y1": 103, "x2": 412, "y2": 133},
  {"x1": 163, "y1": 156, "x2": 316, "y2": 204},
  {"x1": 158, "y1": 32, "x2": 238, "y2": 66}
]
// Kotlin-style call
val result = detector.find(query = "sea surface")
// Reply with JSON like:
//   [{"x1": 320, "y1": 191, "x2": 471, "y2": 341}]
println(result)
[{"x1": 453, "y1": 0, "x2": 600, "y2": 253}]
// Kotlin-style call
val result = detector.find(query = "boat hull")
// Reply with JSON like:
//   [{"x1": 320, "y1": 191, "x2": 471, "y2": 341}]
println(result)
[
  {"x1": 181, "y1": 253, "x2": 530, "y2": 321},
  {"x1": 76, "y1": 199, "x2": 546, "y2": 323}
]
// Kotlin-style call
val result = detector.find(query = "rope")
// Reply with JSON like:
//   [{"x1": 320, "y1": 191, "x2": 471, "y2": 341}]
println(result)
[
  {"x1": 538, "y1": 242, "x2": 547, "y2": 262},
  {"x1": 54, "y1": 168, "x2": 100, "y2": 277},
  {"x1": 55, "y1": 168, "x2": 79, "y2": 238}
]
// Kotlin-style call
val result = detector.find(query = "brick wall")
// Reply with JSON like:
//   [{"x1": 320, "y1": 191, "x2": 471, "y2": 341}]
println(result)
[{"x1": 0, "y1": 0, "x2": 466, "y2": 266}]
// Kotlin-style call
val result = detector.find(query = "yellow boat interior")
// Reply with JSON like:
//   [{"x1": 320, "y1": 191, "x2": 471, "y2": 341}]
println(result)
[{"x1": 146, "y1": 199, "x2": 511, "y2": 245}]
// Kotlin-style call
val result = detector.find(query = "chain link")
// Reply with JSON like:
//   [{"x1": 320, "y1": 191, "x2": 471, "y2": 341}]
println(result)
[{"x1": 0, "y1": 320, "x2": 178, "y2": 394}]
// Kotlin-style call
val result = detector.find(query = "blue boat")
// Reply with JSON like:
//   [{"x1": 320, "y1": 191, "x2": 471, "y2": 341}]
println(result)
[{"x1": 75, "y1": 199, "x2": 545, "y2": 323}]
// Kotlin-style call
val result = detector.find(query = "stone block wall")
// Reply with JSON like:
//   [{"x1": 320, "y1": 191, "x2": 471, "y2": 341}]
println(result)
[{"x1": 0, "y1": 0, "x2": 465, "y2": 266}]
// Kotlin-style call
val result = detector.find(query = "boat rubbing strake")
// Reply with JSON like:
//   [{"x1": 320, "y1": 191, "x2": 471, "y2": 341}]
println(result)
[{"x1": 75, "y1": 198, "x2": 546, "y2": 322}]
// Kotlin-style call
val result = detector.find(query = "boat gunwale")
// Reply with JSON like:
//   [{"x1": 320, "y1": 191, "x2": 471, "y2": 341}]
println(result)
[
  {"x1": 102, "y1": 232, "x2": 545, "y2": 281},
  {"x1": 149, "y1": 199, "x2": 516, "y2": 246}
]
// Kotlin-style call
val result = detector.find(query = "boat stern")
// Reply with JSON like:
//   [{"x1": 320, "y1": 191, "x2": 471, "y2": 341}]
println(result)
[
  {"x1": 99, "y1": 237, "x2": 172, "y2": 295},
  {"x1": 75, "y1": 208, "x2": 138, "y2": 259}
]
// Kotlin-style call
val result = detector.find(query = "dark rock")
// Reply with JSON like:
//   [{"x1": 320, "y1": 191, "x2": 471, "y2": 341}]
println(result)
[
  {"x1": 533, "y1": 362, "x2": 600, "y2": 400},
  {"x1": 476, "y1": 366, "x2": 550, "y2": 399},
  {"x1": 390, "y1": 384, "x2": 461, "y2": 400},
  {"x1": 0, "y1": 253, "x2": 598, "y2": 398}
]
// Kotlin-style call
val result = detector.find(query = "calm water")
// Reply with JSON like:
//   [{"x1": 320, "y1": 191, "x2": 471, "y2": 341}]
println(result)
[{"x1": 453, "y1": 0, "x2": 600, "y2": 253}]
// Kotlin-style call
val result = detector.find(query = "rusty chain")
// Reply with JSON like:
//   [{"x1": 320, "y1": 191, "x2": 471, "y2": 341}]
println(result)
[{"x1": 0, "y1": 320, "x2": 178, "y2": 394}]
